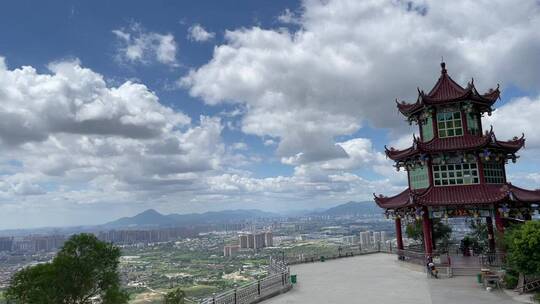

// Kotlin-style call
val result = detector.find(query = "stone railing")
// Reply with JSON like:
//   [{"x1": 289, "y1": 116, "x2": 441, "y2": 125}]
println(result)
[
  {"x1": 283, "y1": 243, "x2": 383, "y2": 265},
  {"x1": 199, "y1": 258, "x2": 291, "y2": 304}
]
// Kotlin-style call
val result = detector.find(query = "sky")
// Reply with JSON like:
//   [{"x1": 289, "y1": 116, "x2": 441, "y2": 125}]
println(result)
[{"x1": 1, "y1": 0, "x2": 540, "y2": 229}]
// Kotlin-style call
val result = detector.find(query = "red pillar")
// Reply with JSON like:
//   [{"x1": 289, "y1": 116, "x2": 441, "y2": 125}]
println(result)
[
  {"x1": 486, "y1": 216, "x2": 496, "y2": 253},
  {"x1": 430, "y1": 218, "x2": 436, "y2": 250},
  {"x1": 395, "y1": 217, "x2": 404, "y2": 250},
  {"x1": 494, "y1": 207, "x2": 505, "y2": 234},
  {"x1": 422, "y1": 207, "x2": 433, "y2": 256}
]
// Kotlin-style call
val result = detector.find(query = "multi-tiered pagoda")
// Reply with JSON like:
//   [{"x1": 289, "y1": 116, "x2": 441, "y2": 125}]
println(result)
[{"x1": 375, "y1": 62, "x2": 540, "y2": 256}]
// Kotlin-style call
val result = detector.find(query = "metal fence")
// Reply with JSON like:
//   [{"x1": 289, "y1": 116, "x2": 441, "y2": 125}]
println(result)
[
  {"x1": 284, "y1": 243, "x2": 382, "y2": 265},
  {"x1": 200, "y1": 258, "x2": 291, "y2": 304}
]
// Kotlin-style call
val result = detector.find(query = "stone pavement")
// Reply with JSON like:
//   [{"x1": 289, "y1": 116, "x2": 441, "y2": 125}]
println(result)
[{"x1": 266, "y1": 253, "x2": 520, "y2": 304}]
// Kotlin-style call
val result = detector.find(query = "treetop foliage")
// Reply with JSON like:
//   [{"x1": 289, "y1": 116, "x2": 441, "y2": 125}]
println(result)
[{"x1": 6, "y1": 233, "x2": 128, "y2": 304}]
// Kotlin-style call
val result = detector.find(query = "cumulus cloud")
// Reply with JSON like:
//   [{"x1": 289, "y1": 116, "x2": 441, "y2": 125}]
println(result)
[
  {"x1": 277, "y1": 8, "x2": 302, "y2": 24},
  {"x1": 187, "y1": 24, "x2": 216, "y2": 42},
  {"x1": 0, "y1": 58, "x2": 189, "y2": 146},
  {"x1": 182, "y1": 0, "x2": 540, "y2": 166},
  {"x1": 0, "y1": 57, "x2": 226, "y2": 215},
  {"x1": 113, "y1": 23, "x2": 179, "y2": 66},
  {"x1": 485, "y1": 95, "x2": 540, "y2": 149}
]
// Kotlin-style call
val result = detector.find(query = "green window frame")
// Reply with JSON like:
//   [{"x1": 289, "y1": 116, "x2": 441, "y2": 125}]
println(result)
[
  {"x1": 421, "y1": 116, "x2": 434, "y2": 142},
  {"x1": 466, "y1": 113, "x2": 480, "y2": 135},
  {"x1": 437, "y1": 111, "x2": 463, "y2": 138},
  {"x1": 483, "y1": 162, "x2": 505, "y2": 184},
  {"x1": 432, "y1": 163, "x2": 479, "y2": 186},
  {"x1": 409, "y1": 165, "x2": 429, "y2": 189}
]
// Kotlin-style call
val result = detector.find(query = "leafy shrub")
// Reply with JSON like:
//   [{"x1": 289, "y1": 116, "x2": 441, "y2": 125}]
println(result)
[{"x1": 504, "y1": 271, "x2": 518, "y2": 289}]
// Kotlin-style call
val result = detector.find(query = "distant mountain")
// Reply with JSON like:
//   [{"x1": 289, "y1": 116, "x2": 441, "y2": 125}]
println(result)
[
  {"x1": 167, "y1": 209, "x2": 278, "y2": 225},
  {"x1": 315, "y1": 201, "x2": 381, "y2": 216},
  {"x1": 102, "y1": 209, "x2": 279, "y2": 229},
  {"x1": 103, "y1": 209, "x2": 178, "y2": 228}
]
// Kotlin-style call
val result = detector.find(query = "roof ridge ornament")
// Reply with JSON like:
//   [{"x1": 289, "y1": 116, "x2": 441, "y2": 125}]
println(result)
[{"x1": 440, "y1": 61, "x2": 447, "y2": 74}]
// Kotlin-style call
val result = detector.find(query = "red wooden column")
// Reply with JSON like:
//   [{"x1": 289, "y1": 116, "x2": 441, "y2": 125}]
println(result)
[
  {"x1": 430, "y1": 218, "x2": 436, "y2": 250},
  {"x1": 494, "y1": 206, "x2": 505, "y2": 234},
  {"x1": 422, "y1": 207, "x2": 433, "y2": 256},
  {"x1": 395, "y1": 217, "x2": 404, "y2": 251},
  {"x1": 485, "y1": 216, "x2": 496, "y2": 253}
]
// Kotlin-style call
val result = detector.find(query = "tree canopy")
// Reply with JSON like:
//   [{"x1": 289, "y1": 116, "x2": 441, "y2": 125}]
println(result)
[
  {"x1": 6, "y1": 233, "x2": 128, "y2": 304},
  {"x1": 405, "y1": 219, "x2": 452, "y2": 249},
  {"x1": 163, "y1": 288, "x2": 186, "y2": 304},
  {"x1": 464, "y1": 219, "x2": 489, "y2": 253},
  {"x1": 504, "y1": 220, "x2": 540, "y2": 276}
]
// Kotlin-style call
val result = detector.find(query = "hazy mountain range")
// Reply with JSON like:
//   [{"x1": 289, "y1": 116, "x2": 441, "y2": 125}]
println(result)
[
  {"x1": 102, "y1": 208, "x2": 278, "y2": 229},
  {"x1": 102, "y1": 201, "x2": 380, "y2": 229},
  {"x1": 312, "y1": 201, "x2": 380, "y2": 216},
  {"x1": 0, "y1": 201, "x2": 380, "y2": 235}
]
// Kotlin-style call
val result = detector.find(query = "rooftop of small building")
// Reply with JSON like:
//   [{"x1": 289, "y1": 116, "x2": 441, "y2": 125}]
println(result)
[{"x1": 266, "y1": 253, "x2": 523, "y2": 304}]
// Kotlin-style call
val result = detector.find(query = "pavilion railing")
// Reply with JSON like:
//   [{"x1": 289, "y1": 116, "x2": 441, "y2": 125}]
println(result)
[{"x1": 478, "y1": 253, "x2": 506, "y2": 268}]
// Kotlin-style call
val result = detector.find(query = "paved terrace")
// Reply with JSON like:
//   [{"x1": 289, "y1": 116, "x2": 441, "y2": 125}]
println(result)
[{"x1": 266, "y1": 253, "x2": 520, "y2": 304}]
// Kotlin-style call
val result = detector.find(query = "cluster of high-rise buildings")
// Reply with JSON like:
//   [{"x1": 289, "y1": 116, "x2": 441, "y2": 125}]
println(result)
[
  {"x1": 96, "y1": 227, "x2": 198, "y2": 245},
  {"x1": 223, "y1": 231, "x2": 273, "y2": 257},
  {"x1": 0, "y1": 235, "x2": 66, "y2": 253},
  {"x1": 342, "y1": 231, "x2": 387, "y2": 246},
  {"x1": 359, "y1": 231, "x2": 387, "y2": 246}
]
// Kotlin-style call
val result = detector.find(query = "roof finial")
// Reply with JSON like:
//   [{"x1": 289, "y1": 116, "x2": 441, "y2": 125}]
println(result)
[{"x1": 440, "y1": 59, "x2": 447, "y2": 74}]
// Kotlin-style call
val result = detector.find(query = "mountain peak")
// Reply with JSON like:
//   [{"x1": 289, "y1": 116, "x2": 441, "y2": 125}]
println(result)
[{"x1": 138, "y1": 209, "x2": 162, "y2": 216}]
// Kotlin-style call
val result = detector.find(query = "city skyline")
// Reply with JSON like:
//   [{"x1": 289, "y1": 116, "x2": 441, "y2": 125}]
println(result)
[{"x1": 1, "y1": 0, "x2": 540, "y2": 229}]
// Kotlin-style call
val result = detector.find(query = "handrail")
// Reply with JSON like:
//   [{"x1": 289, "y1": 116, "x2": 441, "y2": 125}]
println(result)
[{"x1": 199, "y1": 258, "x2": 291, "y2": 304}]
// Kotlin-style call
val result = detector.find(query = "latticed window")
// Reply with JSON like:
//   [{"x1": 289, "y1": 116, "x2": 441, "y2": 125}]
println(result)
[
  {"x1": 433, "y1": 163, "x2": 479, "y2": 186},
  {"x1": 483, "y1": 162, "x2": 505, "y2": 184},
  {"x1": 437, "y1": 111, "x2": 463, "y2": 138},
  {"x1": 466, "y1": 113, "x2": 480, "y2": 135},
  {"x1": 421, "y1": 116, "x2": 434, "y2": 142},
  {"x1": 409, "y1": 165, "x2": 429, "y2": 189}
]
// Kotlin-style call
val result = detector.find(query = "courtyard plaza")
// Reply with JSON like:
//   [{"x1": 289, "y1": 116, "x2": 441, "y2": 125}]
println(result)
[{"x1": 266, "y1": 253, "x2": 523, "y2": 304}]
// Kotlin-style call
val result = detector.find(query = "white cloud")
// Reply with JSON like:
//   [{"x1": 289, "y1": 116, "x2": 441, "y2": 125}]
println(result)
[
  {"x1": 0, "y1": 58, "x2": 189, "y2": 146},
  {"x1": 113, "y1": 23, "x2": 178, "y2": 66},
  {"x1": 0, "y1": 57, "x2": 227, "y2": 222},
  {"x1": 232, "y1": 142, "x2": 248, "y2": 150},
  {"x1": 278, "y1": 8, "x2": 302, "y2": 24},
  {"x1": 187, "y1": 24, "x2": 216, "y2": 42},
  {"x1": 182, "y1": 0, "x2": 540, "y2": 166},
  {"x1": 263, "y1": 139, "x2": 276, "y2": 146},
  {"x1": 485, "y1": 95, "x2": 540, "y2": 149}
]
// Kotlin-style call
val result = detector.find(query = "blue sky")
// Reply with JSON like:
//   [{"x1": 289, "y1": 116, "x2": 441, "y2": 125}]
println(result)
[{"x1": 0, "y1": 0, "x2": 540, "y2": 228}]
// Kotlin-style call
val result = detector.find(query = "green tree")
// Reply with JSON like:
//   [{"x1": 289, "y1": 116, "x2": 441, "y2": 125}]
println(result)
[
  {"x1": 6, "y1": 234, "x2": 128, "y2": 304},
  {"x1": 163, "y1": 288, "x2": 185, "y2": 304},
  {"x1": 5, "y1": 263, "x2": 58, "y2": 303},
  {"x1": 504, "y1": 221, "x2": 540, "y2": 276},
  {"x1": 465, "y1": 219, "x2": 488, "y2": 253},
  {"x1": 405, "y1": 219, "x2": 452, "y2": 250}
]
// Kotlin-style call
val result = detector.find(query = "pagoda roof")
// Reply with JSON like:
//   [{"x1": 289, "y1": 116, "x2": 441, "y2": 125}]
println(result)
[
  {"x1": 396, "y1": 63, "x2": 500, "y2": 117},
  {"x1": 374, "y1": 183, "x2": 540, "y2": 209},
  {"x1": 385, "y1": 131, "x2": 525, "y2": 161}
]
